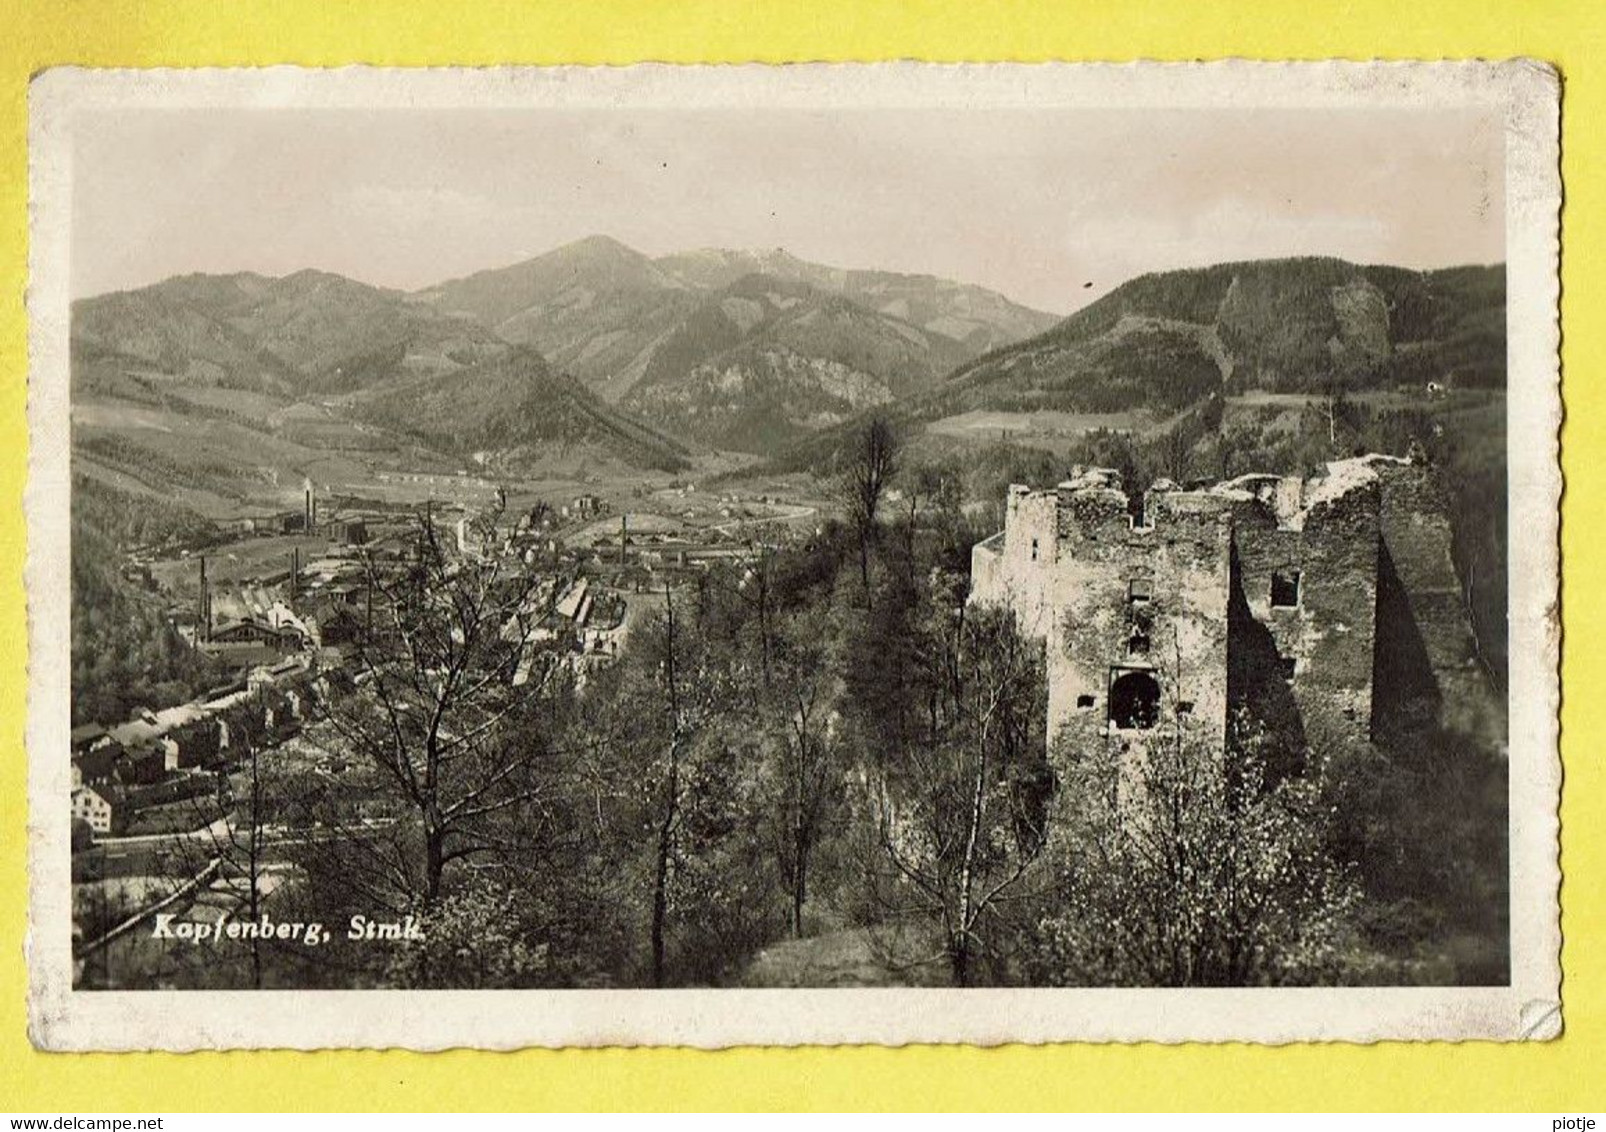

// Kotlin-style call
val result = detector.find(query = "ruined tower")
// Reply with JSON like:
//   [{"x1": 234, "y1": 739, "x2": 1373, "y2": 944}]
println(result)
[
  {"x1": 971, "y1": 467, "x2": 1235, "y2": 767},
  {"x1": 970, "y1": 455, "x2": 1492, "y2": 783}
]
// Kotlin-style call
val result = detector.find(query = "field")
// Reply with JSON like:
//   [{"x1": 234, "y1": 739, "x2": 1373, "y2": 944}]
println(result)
[
  {"x1": 927, "y1": 408, "x2": 1149, "y2": 448},
  {"x1": 1222, "y1": 387, "x2": 1502, "y2": 438},
  {"x1": 71, "y1": 381, "x2": 478, "y2": 520}
]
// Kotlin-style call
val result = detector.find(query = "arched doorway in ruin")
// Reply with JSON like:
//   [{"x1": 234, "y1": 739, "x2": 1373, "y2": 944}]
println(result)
[{"x1": 1109, "y1": 669, "x2": 1161, "y2": 730}]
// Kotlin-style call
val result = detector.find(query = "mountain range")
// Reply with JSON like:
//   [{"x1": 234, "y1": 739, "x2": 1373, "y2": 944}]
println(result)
[
  {"x1": 73, "y1": 236, "x2": 1060, "y2": 474},
  {"x1": 416, "y1": 235, "x2": 1059, "y2": 424},
  {"x1": 70, "y1": 239, "x2": 1504, "y2": 504},
  {"x1": 754, "y1": 257, "x2": 1505, "y2": 474}
]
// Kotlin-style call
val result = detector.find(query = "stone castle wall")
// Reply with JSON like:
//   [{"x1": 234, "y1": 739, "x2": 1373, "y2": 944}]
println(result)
[
  {"x1": 1226, "y1": 466, "x2": 1382, "y2": 752},
  {"x1": 970, "y1": 455, "x2": 1491, "y2": 777},
  {"x1": 972, "y1": 470, "x2": 1234, "y2": 778},
  {"x1": 1371, "y1": 460, "x2": 1496, "y2": 738}
]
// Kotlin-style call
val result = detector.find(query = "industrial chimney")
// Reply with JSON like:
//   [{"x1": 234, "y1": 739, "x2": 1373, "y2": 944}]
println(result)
[{"x1": 198, "y1": 556, "x2": 212, "y2": 641}]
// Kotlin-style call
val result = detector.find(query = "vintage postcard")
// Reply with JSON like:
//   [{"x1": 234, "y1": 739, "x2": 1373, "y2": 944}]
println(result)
[{"x1": 25, "y1": 61, "x2": 1560, "y2": 1049}]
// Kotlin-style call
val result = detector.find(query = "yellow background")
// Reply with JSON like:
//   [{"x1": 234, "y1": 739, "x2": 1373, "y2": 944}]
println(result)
[{"x1": 0, "y1": 0, "x2": 1597, "y2": 1112}]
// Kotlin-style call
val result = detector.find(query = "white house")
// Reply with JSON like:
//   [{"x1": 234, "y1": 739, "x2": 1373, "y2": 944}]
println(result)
[{"x1": 71, "y1": 785, "x2": 118, "y2": 835}]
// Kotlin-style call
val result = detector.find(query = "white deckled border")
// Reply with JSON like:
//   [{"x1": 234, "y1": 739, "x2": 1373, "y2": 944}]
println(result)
[{"x1": 25, "y1": 60, "x2": 1563, "y2": 1050}]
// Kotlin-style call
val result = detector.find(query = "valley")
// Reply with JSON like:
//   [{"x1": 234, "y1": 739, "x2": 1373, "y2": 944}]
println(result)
[
  {"x1": 69, "y1": 246, "x2": 1511, "y2": 725},
  {"x1": 66, "y1": 244, "x2": 1510, "y2": 993}
]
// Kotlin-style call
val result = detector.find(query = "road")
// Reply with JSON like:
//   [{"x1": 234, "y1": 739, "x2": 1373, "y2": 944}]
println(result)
[
  {"x1": 707, "y1": 501, "x2": 818, "y2": 537},
  {"x1": 95, "y1": 814, "x2": 233, "y2": 851}
]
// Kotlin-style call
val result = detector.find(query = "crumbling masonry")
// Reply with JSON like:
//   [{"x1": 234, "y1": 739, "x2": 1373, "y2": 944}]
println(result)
[{"x1": 969, "y1": 455, "x2": 1495, "y2": 773}]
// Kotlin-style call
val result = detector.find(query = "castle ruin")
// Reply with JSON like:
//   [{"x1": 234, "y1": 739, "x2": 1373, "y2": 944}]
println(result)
[{"x1": 969, "y1": 455, "x2": 1496, "y2": 772}]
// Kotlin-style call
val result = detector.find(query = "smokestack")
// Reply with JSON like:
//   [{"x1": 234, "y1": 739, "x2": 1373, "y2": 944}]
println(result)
[
  {"x1": 198, "y1": 556, "x2": 211, "y2": 641},
  {"x1": 305, "y1": 486, "x2": 312, "y2": 530},
  {"x1": 291, "y1": 547, "x2": 299, "y2": 604},
  {"x1": 620, "y1": 515, "x2": 628, "y2": 566}
]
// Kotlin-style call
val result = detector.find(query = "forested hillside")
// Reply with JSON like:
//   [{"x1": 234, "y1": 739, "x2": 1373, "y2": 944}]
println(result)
[
  {"x1": 347, "y1": 347, "x2": 695, "y2": 473},
  {"x1": 73, "y1": 270, "x2": 508, "y2": 397},
  {"x1": 70, "y1": 476, "x2": 221, "y2": 726},
  {"x1": 931, "y1": 258, "x2": 1504, "y2": 416}
]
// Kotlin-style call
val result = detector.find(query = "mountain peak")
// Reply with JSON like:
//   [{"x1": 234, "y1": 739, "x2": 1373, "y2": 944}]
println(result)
[
  {"x1": 273, "y1": 267, "x2": 392, "y2": 297},
  {"x1": 549, "y1": 233, "x2": 649, "y2": 262},
  {"x1": 655, "y1": 246, "x2": 811, "y2": 290}
]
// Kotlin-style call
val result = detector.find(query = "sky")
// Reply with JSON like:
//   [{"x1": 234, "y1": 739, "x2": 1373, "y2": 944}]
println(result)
[{"x1": 70, "y1": 106, "x2": 1505, "y2": 315}]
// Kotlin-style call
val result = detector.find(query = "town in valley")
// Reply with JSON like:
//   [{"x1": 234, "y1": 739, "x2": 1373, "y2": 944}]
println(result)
[{"x1": 63, "y1": 101, "x2": 1514, "y2": 992}]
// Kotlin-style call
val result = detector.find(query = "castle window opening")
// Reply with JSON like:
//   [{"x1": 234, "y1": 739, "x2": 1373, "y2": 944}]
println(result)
[
  {"x1": 1108, "y1": 669, "x2": 1161, "y2": 731},
  {"x1": 1270, "y1": 569, "x2": 1301, "y2": 608},
  {"x1": 1176, "y1": 700, "x2": 1194, "y2": 715},
  {"x1": 1278, "y1": 655, "x2": 1297, "y2": 681},
  {"x1": 1127, "y1": 585, "x2": 1154, "y2": 655},
  {"x1": 1030, "y1": 537, "x2": 1039, "y2": 562},
  {"x1": 1076, "y1": 694, "x2": 1096, "y2": 709},
  {"x1": 1127, "y1": 611, "x2": 1152, "y2": 655}
]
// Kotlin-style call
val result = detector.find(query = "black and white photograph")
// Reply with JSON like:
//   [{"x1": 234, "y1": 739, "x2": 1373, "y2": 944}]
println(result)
[{"x1": 24, "y1": 62, "x2": 1561, "y2": 1048}]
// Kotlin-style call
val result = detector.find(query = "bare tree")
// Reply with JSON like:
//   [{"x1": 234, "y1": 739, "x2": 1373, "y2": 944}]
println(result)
[
  {"x1": 649, "y1": 585, "x2": 682, "y2": 986},
  {"x1": 631, "y1": 582, "x2": 752, "y2": 985},
  {"x1": 136, "y1": 687, "x2": 279, "y2": 989},
  {"x1": 869, "y1": 599, "x2": 1051, "y2": 985},
  {"x1": 317, "y1": 504, "x2": 559, "y2": 904},
  {"x1": 838, "y1": 416, "x2": 899, "y2": 607},
  {"x1": 732, "y1": 522, "x2": 787, "y2": 687},
  {"x1": 212, "y1": 708, "x2": 267, "y2": 987},
  {"x1": 1156, "y1": 418, "x2": 1195, "y2": 484},
  {"x1": 896, "y1": 460, "x2": 962, "y2": 579},
  {"x1": 767, "y1": 607, "x2": 843, "y2": 938}
]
